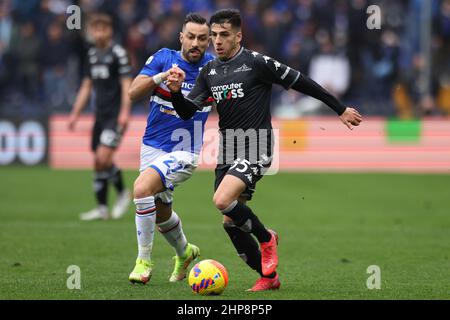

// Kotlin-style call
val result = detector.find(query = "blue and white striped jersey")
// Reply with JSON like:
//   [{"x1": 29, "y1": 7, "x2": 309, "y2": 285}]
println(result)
[{"x1": 139, "y1": 48, "x2": 215, "y2": 154}]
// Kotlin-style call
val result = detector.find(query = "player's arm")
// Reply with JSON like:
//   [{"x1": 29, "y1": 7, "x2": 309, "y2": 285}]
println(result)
[
  {"x1": 68, "y1": 77, "x2": 92, "y2": 131},
  {"x1": 113, "y1": 45, "x2": 134, "y2": 130},
  {"x1": 254, "y1": 54, "x2": 362, "y2": 129},
  {"x1": 128, "y1": 72, "x2": 169, "y2": 102},
  {"x1": 118, "y1": 77, "x2": 132, "y2": 130},
  {"x1": 291, "y1": 74, "x2": 362, "y2": 130},
  {"x1": 167, "y1": 66, "x2": 211, "y2": 120},
  {"x1": 129, "y1": 49, "x2": 170, "y2": 102}
]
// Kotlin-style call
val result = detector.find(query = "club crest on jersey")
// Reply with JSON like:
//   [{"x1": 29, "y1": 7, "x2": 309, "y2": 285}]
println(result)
[
  {"x1": 208, "y1": 69, "x2": 217, "y2": 76},
  {"x1": 273, "y1": 60, "x2": 281, "y2": 71},
  {"x1": 234, "y1": 64, "x2": 252, "y2": 73}
]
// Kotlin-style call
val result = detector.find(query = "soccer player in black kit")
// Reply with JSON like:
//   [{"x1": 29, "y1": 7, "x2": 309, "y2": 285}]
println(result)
[
  {"x1": 166, "y1": 9, "x2": 362, "y2": 291},
  {"x1": 68, "y1": 14, "x2": 132, "y2": 221}
]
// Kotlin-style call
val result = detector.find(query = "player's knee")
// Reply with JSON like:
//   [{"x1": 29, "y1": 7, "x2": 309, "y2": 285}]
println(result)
[
  {"x1": 213, "y1": 193, "x2": 233, "y2": 211},
  {"x1": 95, "y1": 157, "x2": 109, "y2": 171},
  {"x1": 133, "y1": 179, "x2": 154, "y2": 199}
]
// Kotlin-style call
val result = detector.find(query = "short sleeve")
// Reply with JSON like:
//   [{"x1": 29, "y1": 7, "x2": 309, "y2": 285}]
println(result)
[
  {"x1": 253, "y1": 51, "x2": 301, "y2": 90},
  {"x1": 112, "y1": 44, "x2": 132, "y2": 77},
  {"x1": 139, "y1": 49, "x2": 167, "y2": 77},
  {"x1": 186, "y1": 66, "x2": 212, "y2": 108}
]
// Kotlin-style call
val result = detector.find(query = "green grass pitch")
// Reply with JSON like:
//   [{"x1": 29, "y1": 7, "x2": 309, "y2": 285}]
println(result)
[{"x1": 1, "y1": 167, "x2": 449, "y2": 299}]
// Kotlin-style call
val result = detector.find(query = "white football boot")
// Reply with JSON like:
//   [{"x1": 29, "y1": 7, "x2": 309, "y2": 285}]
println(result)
[
  {"x1": 79, "y1": 205, "x2": 109, "y2": 221},
  {"x1": 111, "y1": 190, "x2": 131, "y2": 219}
]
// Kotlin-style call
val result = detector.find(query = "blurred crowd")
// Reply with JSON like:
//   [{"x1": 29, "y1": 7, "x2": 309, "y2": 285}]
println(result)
[{"x1": 0, "y1": 0, "x2": 449, "y2": 118}]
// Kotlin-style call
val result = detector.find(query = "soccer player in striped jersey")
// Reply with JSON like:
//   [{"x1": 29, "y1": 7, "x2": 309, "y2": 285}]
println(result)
[{"x1": 127, "y1": 13, "x2": 215, "y2": 285}]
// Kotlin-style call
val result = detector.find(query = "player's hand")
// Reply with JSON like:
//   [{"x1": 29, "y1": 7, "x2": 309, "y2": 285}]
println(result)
[
  {"x1": 166, "y1": 66, "x2": 185, "y2": 93},
  {"x1": 339, "y1": 107, "x2": 362, "y2": 130},
  {"x1": 118, "y1": 111, "x2": 129, "y2": 132},
  {"x1": 68, "y1": 113, "x2": 78, "y2": 131}
]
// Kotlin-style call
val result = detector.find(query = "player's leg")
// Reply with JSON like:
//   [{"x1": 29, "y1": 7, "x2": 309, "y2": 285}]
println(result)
[
  {"x1": 222, "y1": 196, "x2": 263, "y2": 275},
  {"x1": 80, "y1": 122, "x2": 110, "y2": 221},
  {"x1": 214, "y1": 174, "x2": 272, "y2": 244},
  {"x1": 155, "y1": 199, "x2": 199, "y2": 282},
  {"x1": 109, "y1": 162, "x2": 130, "y2": 219},
  {"x1": 130, "y1": 149, "x2": 199, "y2": 284},
  {"x1": 221, "y1": 195, "x2": 280, "y2": 291},
  {"x1": 98, "y1": 123, "x2": 130, "y2": 219},
  {"x1": 214, "y1": 163, "x2": 279, "y2": 279},
  {"x1": 129, "y1": 167, "x2": 164, "y2": 284},
  {"x1": 152, "y1": 150, "x2": 200, "y2": 282},
  {"x1": 215, "y1": 166, "x2": 264, "y2": 275}
]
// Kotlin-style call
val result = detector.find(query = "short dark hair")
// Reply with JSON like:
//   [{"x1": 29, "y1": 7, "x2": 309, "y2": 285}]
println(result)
[
  {"x1": 209, "y1": 9, "x2": 241, "y2": 29},
  {"x1": 89, "y1": 13, "x2": 113, "y2": 27},
  {"x1": 183, "y1": 13, "x2": 209, "y2": 28}
]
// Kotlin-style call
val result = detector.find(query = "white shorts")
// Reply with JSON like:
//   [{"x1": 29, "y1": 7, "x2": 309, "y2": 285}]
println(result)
[{"x1": 139, "y1": 144, "x2": 198, "y2": 204}]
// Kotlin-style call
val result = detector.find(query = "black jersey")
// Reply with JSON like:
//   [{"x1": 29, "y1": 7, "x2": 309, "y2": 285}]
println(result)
[
  {"x1": 186, "y1": 47, "x2": 300, "y2": 164},
  {"x1": 85, "y1": 43, "x2": 132, "y2": 120}
]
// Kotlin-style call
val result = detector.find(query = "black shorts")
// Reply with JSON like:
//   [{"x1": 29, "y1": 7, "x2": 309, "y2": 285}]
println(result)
[
  {"x1": 91, "y1": 118, "x2": 123, "y2": 151},
  {"x1": 214, "y1": 159, "x2": 268, "y2": 201}
]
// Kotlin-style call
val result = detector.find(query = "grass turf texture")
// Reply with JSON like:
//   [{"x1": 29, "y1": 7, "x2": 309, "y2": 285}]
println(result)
[{"x1": 1, "y1": 167, "x2": 449, "y2": 300}]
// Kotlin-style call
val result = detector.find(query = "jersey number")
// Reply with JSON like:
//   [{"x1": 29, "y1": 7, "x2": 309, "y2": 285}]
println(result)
[
  {"x1": 163, "y1": 156, "x2": 183, "y2": 174},
  {"x1": 230, "y1": 158, "x2": 251, "y2": 173}
]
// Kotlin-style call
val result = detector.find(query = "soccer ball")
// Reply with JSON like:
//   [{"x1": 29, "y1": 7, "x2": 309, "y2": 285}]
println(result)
[{"x1": 188, "y1": 259, "x2": 229, "y2": 295}]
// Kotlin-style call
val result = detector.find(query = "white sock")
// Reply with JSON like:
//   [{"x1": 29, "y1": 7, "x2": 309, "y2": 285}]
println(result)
[
  {"x1": 157, "y1": 211, "x2": 188, "y2": 257},
  {"x1": 134, "y1": 196, "x2": 156, "y2": 261}
]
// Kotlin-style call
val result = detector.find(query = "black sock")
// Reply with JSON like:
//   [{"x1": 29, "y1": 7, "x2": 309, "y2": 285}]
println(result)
[
  {"x1": 223, "y1": 222, "x2": 263, "y2": 276},
  {"x1": 222, "y1": 201, "x2": 271, "y2": 243},
  {"x1": 94, "y1": 170, "x2": 109, "y2": 206},
  {"x1": 223, "y1": 223, "x2": 276, "y2": 278},
  {"x1": 108, "y1": 165, "x2": 125, "y2": 193}
]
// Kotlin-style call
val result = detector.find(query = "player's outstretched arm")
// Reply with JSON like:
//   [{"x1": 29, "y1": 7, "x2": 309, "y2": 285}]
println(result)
[
  {"x1": 68, "y1": 78, "x2": 92, "y2": 131},
  {"x1": 339, "y1": 107, "x2": 363, "y2": 130},
  {"x1": 166, "y1": 66, "x2": 203, "y2": 120},
  {"x1": 291, "y1": 74, "x2": 362, "y2": 129}
]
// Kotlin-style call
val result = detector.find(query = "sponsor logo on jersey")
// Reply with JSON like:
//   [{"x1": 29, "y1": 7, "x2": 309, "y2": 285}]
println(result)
[
  {"x1": 245, "y1": 173, "x2": 253, "y2": 183},
  {"x1": 234, "y1": 64, "x2": 252, "y2": 73},
  {"x1": 103, "y1": 54, "x2": 113, "y2": 63},
  {"x1": 208, "y1": 69, "x2": 217, "y2": 76},
  {"x1": 159, "y1": 105, "x2": 179, "y2": 117},
  {"x1": 181, "y1": 82, "x2": 194, "y2": 90},
  {"x1": 91, "y1": 65, "x2": 110, "y2": 79},
  {"x1": 210, "y1": 82, "x2": 244, "y2": 102}
]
